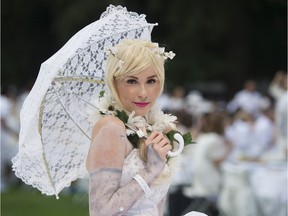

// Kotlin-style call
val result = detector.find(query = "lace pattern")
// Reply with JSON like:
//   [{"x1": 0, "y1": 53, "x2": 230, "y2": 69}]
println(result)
[
  {"x1": 120, "y1": 149, "x2": 171, "y2": 215},
  {"x1": 100, "y1": 5, "x2": 147, "y2": 22},
  {"x1": 12, "y1": 4, "x2": 157, "y2": 197}
]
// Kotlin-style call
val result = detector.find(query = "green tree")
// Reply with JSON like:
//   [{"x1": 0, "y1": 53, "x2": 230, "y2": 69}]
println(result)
[{"x1": 2, "y1": 0, "x2": 286, "y2": 98}]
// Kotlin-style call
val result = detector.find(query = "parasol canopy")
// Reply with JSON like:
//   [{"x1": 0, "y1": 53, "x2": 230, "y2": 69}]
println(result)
[{"x1": 12, "y1": 5, "x2": 157, "y2": 198}]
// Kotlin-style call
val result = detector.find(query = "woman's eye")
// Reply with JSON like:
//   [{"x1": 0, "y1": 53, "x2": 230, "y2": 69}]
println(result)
[
  {"x1": 127, "y1": 79, "x2": 137, "y2": 84},
  {"x1": 147, "y1": 79, "x2": 157, "y2": 84}
]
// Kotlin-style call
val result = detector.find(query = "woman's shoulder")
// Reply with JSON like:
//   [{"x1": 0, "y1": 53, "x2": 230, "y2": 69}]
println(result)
[
  {"x1": 92, "y1": 115, "x2": 125, "y2": 136},
  {"x1": 97, "y1": 115, "x2": 124, "y2": 126}
]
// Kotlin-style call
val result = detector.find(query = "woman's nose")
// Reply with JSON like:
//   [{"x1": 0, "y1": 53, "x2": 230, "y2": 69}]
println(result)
[{"x1": 138, "y1": 85, "x2": 148, "y2": 99}]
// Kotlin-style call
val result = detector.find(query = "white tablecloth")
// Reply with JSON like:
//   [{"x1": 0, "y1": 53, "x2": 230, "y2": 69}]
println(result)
[{"x1": 218, "y1": 161, "x2": 287, "y2": 216}]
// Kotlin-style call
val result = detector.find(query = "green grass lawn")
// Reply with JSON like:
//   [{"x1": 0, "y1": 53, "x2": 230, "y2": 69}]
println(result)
[{"x1": 1, "y1": 187, "x2": 89, "y2": 216}]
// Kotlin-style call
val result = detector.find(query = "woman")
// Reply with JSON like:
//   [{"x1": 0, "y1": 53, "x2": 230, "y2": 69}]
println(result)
[
  {"x1": 86, "y1": 39, "x2": 176, "y2": 215},
  {"x1": 190, "y1": 112, "x2": 231, "y2": 196},
  {"x1": 183, "y1": 112, "x2": 231, "y2": 215}
]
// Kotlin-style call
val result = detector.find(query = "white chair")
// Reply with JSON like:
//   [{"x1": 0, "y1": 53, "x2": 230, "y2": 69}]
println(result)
[
  {"x1": 250, "y1": 164, "x2": 287, "y2": 216},
  {"x1": 218, "y1": 162, "x2": 259, "y2": 216}
]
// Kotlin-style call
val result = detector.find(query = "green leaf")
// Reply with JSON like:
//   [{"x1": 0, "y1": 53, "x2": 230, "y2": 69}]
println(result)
[
  {"x1": 99, "y1": 90, "x2": 105, "y2": 98},
  {"x1": 166, "y1": 130, "x2": 177, "y2": 146},
  {"x1": 182, "y1": 132, "x2": 196, "y2": 146},
  {"x1": 127, "y1": 134, "x2": 140, "y2": 149},
  {"x1": 115, "y1": 110, "x2": 129, "y2": 124},
  {"x1": 166, "y1": 130, "x2": 196, "y2": 161},
  {"x1": 166, "y1": 130, "x2": 196, "y2": 147}
]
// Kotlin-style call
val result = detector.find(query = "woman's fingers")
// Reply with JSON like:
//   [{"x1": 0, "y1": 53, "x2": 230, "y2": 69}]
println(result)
[
  {"x1": 145, "y1": 131, "x2": 172, "y2": 161},
  {"x1": 154, "y1": 137, "x2": 169, "y2": 149},
  {"x1": 146, "y1": 131, "x2": 162, "y2": 143},
  {"x1": 146, "y1": 131, "x2": 167, "y2": 147},
  {"x1": 156, "y1": 144, "x2": 172, "y2": 161}
]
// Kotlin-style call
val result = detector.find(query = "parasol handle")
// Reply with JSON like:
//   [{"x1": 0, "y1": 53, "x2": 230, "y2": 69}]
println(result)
[{"x1": 167, "y1": 133, "x2": 184, "y2": 157}]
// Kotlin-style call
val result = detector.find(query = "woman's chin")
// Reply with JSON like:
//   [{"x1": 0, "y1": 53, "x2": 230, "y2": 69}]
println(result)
[{"x1": 134, "y1": 108, "x2": 150, "y2": 116}]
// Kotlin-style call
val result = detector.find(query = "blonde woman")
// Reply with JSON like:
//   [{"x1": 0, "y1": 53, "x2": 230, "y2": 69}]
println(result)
[{"x1": 86, "y1": 39, "x2": 176, "y2": 215}]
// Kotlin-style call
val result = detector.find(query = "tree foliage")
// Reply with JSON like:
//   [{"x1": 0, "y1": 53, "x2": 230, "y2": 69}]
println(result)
[{"x1": 1, "y1": 0, "x2": 286, "y2": 97}]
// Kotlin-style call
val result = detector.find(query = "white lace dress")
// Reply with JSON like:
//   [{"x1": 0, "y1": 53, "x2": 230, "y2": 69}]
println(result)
[{"x1": 120, "y1": 148, "x2": 171, "y2": 216}]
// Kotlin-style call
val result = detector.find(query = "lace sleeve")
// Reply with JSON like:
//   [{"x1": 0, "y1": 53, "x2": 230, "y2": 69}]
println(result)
[{"x1": 86, "y1": 121, "x2": 128, "y2": 171}]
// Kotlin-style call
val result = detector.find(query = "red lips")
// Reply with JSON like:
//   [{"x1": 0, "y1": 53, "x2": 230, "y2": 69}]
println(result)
[{"x1": 134, "y1": 102, "x2": 149, "y2": 107}]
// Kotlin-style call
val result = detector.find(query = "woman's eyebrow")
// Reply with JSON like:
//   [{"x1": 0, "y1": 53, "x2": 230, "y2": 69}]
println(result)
[
  {"x1": 126, "y1": 75, "x2": 138, "y2": 79},
  {"x1": 147, "y1": 75, "x2": 157, "y2": 79},
  {"x1": 126, "y1": 75, "x2": 157, "y2": 79}
]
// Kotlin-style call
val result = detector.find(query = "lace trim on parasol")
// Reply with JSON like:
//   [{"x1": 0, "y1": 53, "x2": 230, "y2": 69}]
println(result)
[
  {"x1": 100, "y1": 4, "x2": 147, "y2": 22},
  {"x1": 12, "y1": 153, "x2": 88, "y2": 199}
]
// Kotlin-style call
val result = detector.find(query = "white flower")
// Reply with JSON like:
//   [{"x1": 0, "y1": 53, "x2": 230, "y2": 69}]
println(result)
[
  {"x1": 96, "y1": 92, "x2": 114, "y2": 114},
  {"x1": 116, "y1": 59, "x2": 124, "y2": 70},
  {"x1": 126, "y1": 111, "x2": 147, "y2": 137},
  {"x1": 136, "y1": 129, "x2": 146, "y2": 138},
  {"x1": 106, "y1": 47, "x2": 118, "y2": 57},
  {"x1": 86, "y1": 91, "x2": 115, "y2": 124},
  {"x1": 158, "y1": 47, "x2": 165, "y2": 55},
  {"x1": 146, "y1": 106, "x2": 177, "y2": 132},
  {"x1": 152, "y1": 42, "x2": 159, "y2": 47},
  {"x1": 152, "y1": 43, "x2": 175, "y2": 60},
  {"x1": 164, "y1": 51, "x2": 176, "y2": 60},
  {"x1": 106, "y1": 47, "x2": 123, "y2": 70},
  {"x1": 87, "y1": 91, "x2": 178, "y2": 142}
]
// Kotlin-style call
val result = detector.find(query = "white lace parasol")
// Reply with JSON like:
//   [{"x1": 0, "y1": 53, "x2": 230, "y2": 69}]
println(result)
[{"x1": 12, "y1": 4, "x2": 157, "y2": 198}]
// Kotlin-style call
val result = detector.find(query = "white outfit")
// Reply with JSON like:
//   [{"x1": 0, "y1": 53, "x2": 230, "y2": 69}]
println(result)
[
  {"x1": 268, "y1": 82, "x2": 286, "y2": 101},
  {"x1": 218, "y1": 162, "x2": 259, "y2": 216},
  {"x1": 157, "y1": 93, "x2": 171, "y2": 111},
  {"x1": 0, "y1": 95, "x2": 19, "y2": 165},
  {"x1": 250, "y1": 114, "x2": 275, "y2": 157},
  {"x1": 227, "y1": 89, "x2": 262, "y2": 117},
  {"x1": 250, "y1": 164, "x2": 287, "y2": 216},
  {"x1": 120, "y1": 148, "x2": 171, "y2": 215},
  {"x1": 89, "y1": 145, "x2": 204, "y2": 216},
  {"x1": 225, "y1": 120, "x2": 254, "y2": 160},
  {"x1": 169, "y1": 97, "x2": 185, "y2": 112},
  {"x1": 186, "y1": 133, "x2": 227, "y2": 197},
  {"x1": 275, "y1": 92, "x2": 287, "y2": 155},
  {"x1": 1, "y1": 95, "x2": 19, "y2": 191}
]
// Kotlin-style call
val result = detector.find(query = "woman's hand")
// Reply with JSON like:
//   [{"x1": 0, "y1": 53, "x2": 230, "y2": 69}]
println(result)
[{"x1": 145, "y1": 131, "x2": 172, "y2": 161}]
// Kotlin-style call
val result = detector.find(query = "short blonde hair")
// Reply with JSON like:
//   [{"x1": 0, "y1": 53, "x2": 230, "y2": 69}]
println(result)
[{"x1": 105, "y1": 39, "x2": 166, "y2": 110}]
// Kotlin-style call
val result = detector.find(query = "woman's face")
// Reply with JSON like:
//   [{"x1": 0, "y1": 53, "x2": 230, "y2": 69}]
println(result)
[{"x1": 115, "y1": 66, "x2": 161, "y2": 116}]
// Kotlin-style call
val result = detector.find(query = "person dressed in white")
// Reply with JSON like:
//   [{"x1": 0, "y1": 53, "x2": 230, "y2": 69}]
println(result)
[
  {"x1": 268, "y1": 70, "x2": 287, "y2": 101},
  {"x1": 269, "y1": 71, "x2": 288, "y2": 159},
  {"x1": 186, "y1": 112, "x2": 231, "y2": 197},
  {"x1": 1, "y1": 87, "x2": 20, "y2": 191},
  {"x1": 275, "y1": 84, "x2": 287, "y2": 159},
  {"x1": 86, "y1": 39, "x2": 206, "y2": 216},
  {"x1": 227, "y1": 80, "x2": 262, "y2": 118},
  {"x1": 225, "y1": 110, "x2": 255, "y2": 161},
  {"x1": 249, "y1": 97, "x2": 276, "y2": 158}
]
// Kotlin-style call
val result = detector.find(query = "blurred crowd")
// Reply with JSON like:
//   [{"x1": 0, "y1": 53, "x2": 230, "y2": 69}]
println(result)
[
  {"x1": 1, "y1": 85, "x2": 30, "y2": 191},
  {"x1": 160, "y1": 70, "x2": 287, "y2": 216},
  {"x1": 1, "y1": 71, "x2": 287, "y2": 216}
]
